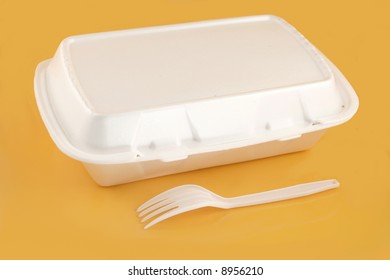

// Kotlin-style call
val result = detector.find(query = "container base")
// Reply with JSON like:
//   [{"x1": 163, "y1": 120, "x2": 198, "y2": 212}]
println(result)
[{"x1": 84, "y1": 130, "x2": 325, "y2": 186}]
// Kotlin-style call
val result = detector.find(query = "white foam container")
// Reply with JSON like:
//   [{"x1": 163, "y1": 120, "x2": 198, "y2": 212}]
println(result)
[{"x1": 34, "y1": 15, "x2": 359, "y2": 186}]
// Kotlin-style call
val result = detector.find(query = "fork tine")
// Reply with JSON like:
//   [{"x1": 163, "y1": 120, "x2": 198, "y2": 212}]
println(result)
[
  {"x1": 140, "y1": 191, "x2": 214, "y2": 218},
  {"x1": 143, "y1": 204, "x2": 205, "y2": 229},
  {"x1": 141, "y1": 203, "x2": 178, "y2": 223},
  {"x1": 137, "y1": 185, "x2": 192, "y2": 212},
  {"x1": 138, "y1": 198, "x2": 174, "y2": 218}
]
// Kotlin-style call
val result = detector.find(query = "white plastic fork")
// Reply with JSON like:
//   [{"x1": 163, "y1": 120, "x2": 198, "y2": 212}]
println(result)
[{"x1": 137, "y1": 179, "x2": 339, "y2": 229}]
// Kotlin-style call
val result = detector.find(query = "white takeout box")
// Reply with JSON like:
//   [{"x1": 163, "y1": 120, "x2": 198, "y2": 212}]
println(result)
[{"x1": 34, "y1": 15, "x2": 359, "y2": 186}]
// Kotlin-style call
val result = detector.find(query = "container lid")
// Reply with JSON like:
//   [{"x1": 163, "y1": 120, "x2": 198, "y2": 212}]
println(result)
[{"x1": 34, "y1": 15, "x2": 358, "y2": 164}]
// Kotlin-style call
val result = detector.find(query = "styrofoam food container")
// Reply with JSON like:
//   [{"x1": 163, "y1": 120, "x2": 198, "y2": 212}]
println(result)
[{"x1": 34, "y1": 15, "x2": 359, "y2": 186}]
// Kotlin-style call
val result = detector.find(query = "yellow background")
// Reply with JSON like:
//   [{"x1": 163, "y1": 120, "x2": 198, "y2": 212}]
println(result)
[{"x1": 0, "y1": 0, "x2": 389, "y2": 259}]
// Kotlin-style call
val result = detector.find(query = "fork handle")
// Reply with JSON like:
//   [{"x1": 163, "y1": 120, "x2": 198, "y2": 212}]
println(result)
[{"x1": 224, "y1": 179, "x2": 339, "y2": 208}]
